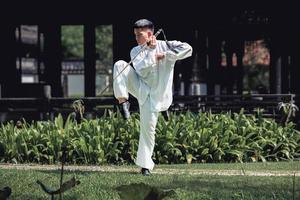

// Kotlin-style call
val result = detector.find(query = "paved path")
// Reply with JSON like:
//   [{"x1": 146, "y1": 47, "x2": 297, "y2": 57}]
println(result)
[{"x1": 1, "y1": 164, "x2": 299, "y2": 177}]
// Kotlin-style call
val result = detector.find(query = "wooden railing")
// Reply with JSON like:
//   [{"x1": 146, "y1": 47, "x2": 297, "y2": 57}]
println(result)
[{"x1": 0, "y1": 94, "x2": 296, "y2": 122}]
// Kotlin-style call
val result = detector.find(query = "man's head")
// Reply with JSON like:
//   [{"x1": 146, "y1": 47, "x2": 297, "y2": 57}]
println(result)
[{"x1": 133, "y1": 19, "x2": 154, "y2": 45}]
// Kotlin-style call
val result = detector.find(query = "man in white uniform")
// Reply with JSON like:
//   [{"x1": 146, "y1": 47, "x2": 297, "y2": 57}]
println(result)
[{"x1": 113, "y1": 19, "x2": 192, "y2": 176}]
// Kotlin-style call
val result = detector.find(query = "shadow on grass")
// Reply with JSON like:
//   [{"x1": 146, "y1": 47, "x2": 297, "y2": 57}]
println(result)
[{"x1": 164, "y1": 175, "x2": 300, "y2": 199}]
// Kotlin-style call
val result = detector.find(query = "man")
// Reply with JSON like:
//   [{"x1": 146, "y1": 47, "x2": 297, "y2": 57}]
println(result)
[{"x1": 113, "y1": 19, "x2": 192, "y2": 176}]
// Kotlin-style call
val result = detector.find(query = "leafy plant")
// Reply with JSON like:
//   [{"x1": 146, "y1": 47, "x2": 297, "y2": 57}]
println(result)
[
  {"x1": 0, "y1": 110, "x2": 299, "y2": 165},
  {"x1": 278, "y1": 101, "x2": 299, "y2": 126},
  {"x1": 72, "y1": 99, "x2": 85, "y2": 122}
]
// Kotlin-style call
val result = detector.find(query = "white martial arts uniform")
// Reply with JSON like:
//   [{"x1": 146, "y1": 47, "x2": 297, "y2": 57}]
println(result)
[{"x1": 113, "y1": 40, "x2": 192, "y2": 170}]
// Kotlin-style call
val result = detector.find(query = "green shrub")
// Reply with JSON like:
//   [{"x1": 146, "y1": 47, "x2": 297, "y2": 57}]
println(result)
[{"x1": 0, "y1": 110, "x2": 299, "y2": 164}]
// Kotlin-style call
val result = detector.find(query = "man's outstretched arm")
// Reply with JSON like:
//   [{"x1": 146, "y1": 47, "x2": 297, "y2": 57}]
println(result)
[{"x1": 165, "y1": 40, "x2": 193, "y2": 61}]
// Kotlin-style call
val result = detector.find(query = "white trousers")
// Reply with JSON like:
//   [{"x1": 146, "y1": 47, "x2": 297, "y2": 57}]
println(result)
[{"x1": 113, "y1": 60, "x2": 159, "y2": 170}]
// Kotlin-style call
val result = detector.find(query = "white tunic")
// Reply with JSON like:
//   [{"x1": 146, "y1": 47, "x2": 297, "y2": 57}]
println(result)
[{"x1": 130, "y1": 40, "x2": 193, "y2": 112}]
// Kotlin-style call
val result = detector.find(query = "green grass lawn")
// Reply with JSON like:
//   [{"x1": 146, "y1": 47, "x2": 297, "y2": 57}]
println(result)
[{"x1": 0, "y1": 162, "x2": 299, "y2": 200}]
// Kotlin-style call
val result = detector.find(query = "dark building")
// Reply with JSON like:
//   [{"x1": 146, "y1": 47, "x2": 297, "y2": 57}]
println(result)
[{"x1": 1, "y1": 2, "x2": 300, "y2": 122}]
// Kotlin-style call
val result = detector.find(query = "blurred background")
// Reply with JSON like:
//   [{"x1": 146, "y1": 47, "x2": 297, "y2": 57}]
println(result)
[{"x1": 0, "y1": 2, "x2": 299, "y2": 122}]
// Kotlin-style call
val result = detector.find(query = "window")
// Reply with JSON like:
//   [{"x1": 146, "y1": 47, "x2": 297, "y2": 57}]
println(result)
[
  {"x1": 243, "y1": 40, "x2": 270, "y2": 93},
  {"x1": 95, "y1": 25, "x2": 113, "y2": 96},
  {"x1": 15, "y1": 25, "x2": 43, "y2": 83},
  {"x1": 61, "y1": 25, "x2": 84, "y2": 97}
]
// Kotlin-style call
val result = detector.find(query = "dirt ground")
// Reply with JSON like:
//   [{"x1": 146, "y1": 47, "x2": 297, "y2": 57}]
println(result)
[{"x1": 0, "y1": 163, "x2": 299, "y2": 177}]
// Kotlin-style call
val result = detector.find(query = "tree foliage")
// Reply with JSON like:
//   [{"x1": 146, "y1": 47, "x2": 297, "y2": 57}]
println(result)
[
  {"x1": 61, "y1": 25, "x2": 113, "y2": 66},
  {"x1": 61, "y1": 26, "x2": 84, "y2": 58}
]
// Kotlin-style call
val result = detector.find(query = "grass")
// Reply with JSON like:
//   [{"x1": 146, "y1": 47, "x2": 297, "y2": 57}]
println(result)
[{"x1": 0, "y1": 162, "x2": 299, "y2": 199}]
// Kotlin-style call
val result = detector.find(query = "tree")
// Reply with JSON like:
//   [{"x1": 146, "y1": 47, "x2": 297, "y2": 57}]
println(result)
[
  {"x1": 61, "y1": 26, "x2": 84, "y2": 59},
  {"x1": 61, "y1": 25, "x2": 113, "y2": 66}
]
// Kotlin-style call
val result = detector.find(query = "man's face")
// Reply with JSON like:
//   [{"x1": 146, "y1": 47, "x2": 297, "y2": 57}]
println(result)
[{"x1": 134, "y1": 28, "x2": 152, "y2": 45}]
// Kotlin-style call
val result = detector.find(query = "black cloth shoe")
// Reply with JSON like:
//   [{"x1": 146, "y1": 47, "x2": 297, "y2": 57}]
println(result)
[
  {"x1": 119, "y1": 101, "x2": 130, "y2": 119},
  {"x1": 161, "y1": 110, "x2": 170, "y2": 121},
  {"x1": 141, "y1": 168, "x2": 151, "y2": 176}
]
